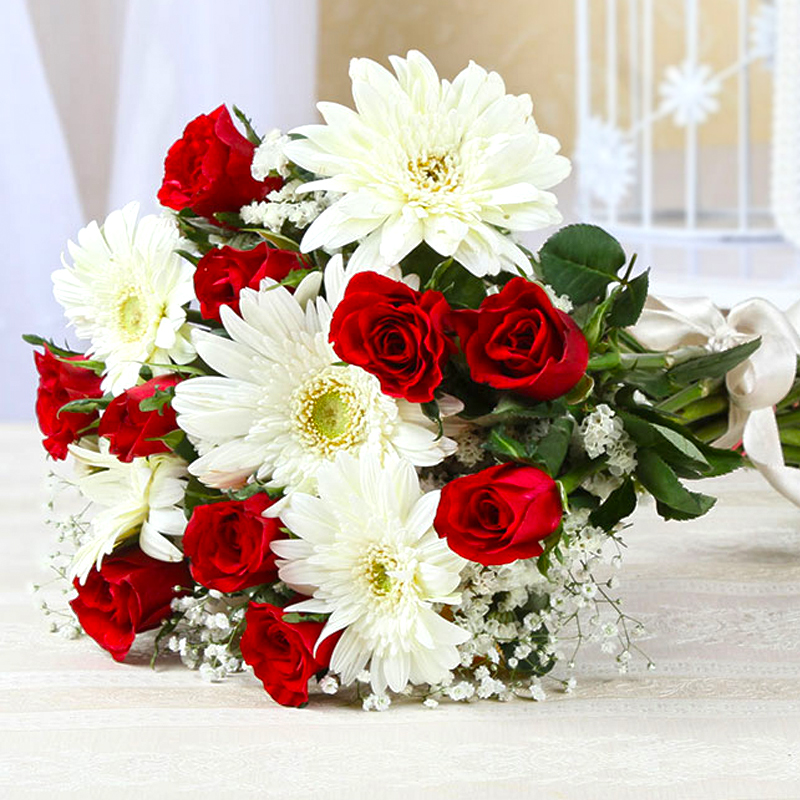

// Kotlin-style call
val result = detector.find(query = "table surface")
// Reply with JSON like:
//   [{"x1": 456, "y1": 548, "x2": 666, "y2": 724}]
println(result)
[{"x1": 2, "y1": 423, "x2": 800, "y2": 800}]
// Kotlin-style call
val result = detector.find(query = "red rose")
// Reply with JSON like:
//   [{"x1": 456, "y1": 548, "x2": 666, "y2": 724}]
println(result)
[
  {"x1": 194, "y1": 243, "x2": 306, "y2": 321},
  {"x1": 434, "y1": 463, "x2": 562, "y2": 565},
  {"x1": 183, "y1": 494, "x2": 284, "y2": 593},
  {"x1": 329, "y1": 272, "x2": 454, "y2": 403},
  {"x1": 240, "y1": 603, "x2": 339, "y2": 707},
  {"x1": 69, "y1": 547, "x2": 191, "y2": 663},
  {"x1": 157, "y1": 105, "x2": 281, "y2": 220},
  {"x1": 453, "y1": 278, "x2": 588, "y2": 401},
  {"x1": 98, "y1": 375, "x2": 182, "y2": 462},
  {"x1": 34, "y1": 346, "x2": 104, "y2": 459}
]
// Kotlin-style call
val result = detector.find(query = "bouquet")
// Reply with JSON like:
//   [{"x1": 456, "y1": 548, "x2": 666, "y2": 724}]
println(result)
[{"x1": 29, "y1": 51, "x2": 755, "y2": 710}]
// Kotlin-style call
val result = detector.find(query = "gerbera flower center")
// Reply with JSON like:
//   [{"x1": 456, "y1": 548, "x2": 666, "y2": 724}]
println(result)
[
  {"x1": 291, "y1": 368, "x2": 369, "y2": 458},
  {"x1": 357, "y1": 543, "x2": 413, "y2": 606},
  {"x1": 114, "y1": 288, "x2": 157, "y2": 343},
  {"x1": 311, "y1": 390, "x2": 349, "y2": 439},
  {"x1": 407, "y1": 150, "x2": 461, "y2": 196}
]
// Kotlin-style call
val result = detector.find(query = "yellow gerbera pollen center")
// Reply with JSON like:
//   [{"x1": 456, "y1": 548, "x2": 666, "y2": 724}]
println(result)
[
  {"x1": 291, "y1": 368, "x2": 369, "y2": 458},
  {"x1": 116, "y1": 292, "x2": 149, "y2": 342},
  {"x1": 311, "y1": 390, "x2": 349, "y2": 439},
  {"x1": 407, "y1": 150, "x2": 460, "y2": 195},
  {"x1": 359, "y1": 544, "x2": 403, "y2": 602}
]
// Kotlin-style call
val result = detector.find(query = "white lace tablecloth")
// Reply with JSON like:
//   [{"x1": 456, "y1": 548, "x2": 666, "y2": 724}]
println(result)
[{"x1": 2, "y1": 423, "x2": 800, "y2": 799}]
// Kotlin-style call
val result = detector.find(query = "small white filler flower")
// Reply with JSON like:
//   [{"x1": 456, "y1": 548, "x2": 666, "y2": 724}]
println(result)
[
  {"x1": 173, "y1": 278, "x2": 455, "y2": 493},
  {"x1": 273, "y1": 451, "x2": 470, "y2": 695},
  {"x1": 68, "y1": 440, "x2": 188, "y2": 584},
  {"x1": 285, "y1": 50, "x2": 570, "y2": 277},
  {"x1": 52, "y1": 202, "x2": 196, "y2": 395}
]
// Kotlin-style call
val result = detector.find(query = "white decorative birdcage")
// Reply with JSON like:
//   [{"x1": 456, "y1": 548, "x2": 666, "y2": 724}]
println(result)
[{"x1": 573, "y1": 0, "x2": 800, "y2": 302}]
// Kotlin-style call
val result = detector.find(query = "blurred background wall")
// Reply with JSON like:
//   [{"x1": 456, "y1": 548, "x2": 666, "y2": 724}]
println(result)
[{"x1": 2, "y1": 0, "x2": 796, "y2": 420}]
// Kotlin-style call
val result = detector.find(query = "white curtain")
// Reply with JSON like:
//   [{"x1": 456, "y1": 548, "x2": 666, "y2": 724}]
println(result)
[{"x1": 1, "y1": 0, "x2": 319, "y2": 420}]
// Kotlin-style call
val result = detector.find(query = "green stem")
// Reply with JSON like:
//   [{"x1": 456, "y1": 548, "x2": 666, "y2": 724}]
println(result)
[
  {"x1": 781, "y1": 444, "x2": 800, "y2": 464},
  {"x1": 617, "y1": 329, "x2": 647, "y2": 354},
  {"x1": 690, "y1": 414, "x2": 729, "y2": 443},
  {"x1": 777, "y1": 379, "x2": 800, "y2": 410},
  {"x1": 588, "y1": 351, "x2": 622, "y2": 371},
  {"x1": 779, "y1": 428, "x2": 800, "y2": 447},
  {"x1": 656, "y1": 379, "x2": 721, "y2": 414},
  {"x1": 679, "y1": 394, "x2": 728, "y2": 422},
  {"x1": 619, "y1": 352, "x2": 670, "y2": 370},
  {"x1": 776, "y1": 408, "x2": 800, "y2": 427}
]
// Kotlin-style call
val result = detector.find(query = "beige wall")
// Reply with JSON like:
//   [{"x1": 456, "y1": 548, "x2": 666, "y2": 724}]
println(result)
[{"x1": 318, "y1": 0, "x2": 772, "y2": 154}]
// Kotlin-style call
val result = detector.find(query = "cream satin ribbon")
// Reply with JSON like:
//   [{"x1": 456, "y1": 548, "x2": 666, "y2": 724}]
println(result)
[{"x1": 631, "y1": 295, "x2": 800, "y2": 507}]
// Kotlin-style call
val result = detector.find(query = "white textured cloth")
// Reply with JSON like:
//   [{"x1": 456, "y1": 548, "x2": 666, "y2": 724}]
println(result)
[{"x1": 1, "y1": 424, "x2": 800, "y2": 799}]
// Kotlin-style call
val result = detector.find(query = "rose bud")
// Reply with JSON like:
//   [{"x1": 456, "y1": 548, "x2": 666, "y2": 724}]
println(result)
[
  {"x1": 69, "y1": 547, "x2": 191, "y2": 662},
  {"x1": 329, "y1": 272, "x2": 454, "y2": 403},
  {"x1": 34, "y1": 346, "x2": 104, "y2": 459},
  {"x1": 193, "y1": 243, "x2": 306, "y2": 322},
  {"x1": 98, "y1": 374, "x2": 182, "y2": 462},
  {"x1": 240, "y1": 603, "x2": 340, "y2": 708},
  {"x1": 434, "y1": 462, "x2": 563, "y2": 565},
  {"x1": 157, "y1": 105, "x2": 281, "y2": 220},
  {"x1": 182, "y1": 494, "x2": 284, "y2": 593},
  {"x1": 452, "y1": 277, "x2": 588, "y2": 401}
]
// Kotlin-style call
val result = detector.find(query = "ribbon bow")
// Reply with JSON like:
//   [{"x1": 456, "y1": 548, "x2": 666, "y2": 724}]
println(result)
[{"x1": 631, "y1": 295, "x2": 800, "y2": 506}]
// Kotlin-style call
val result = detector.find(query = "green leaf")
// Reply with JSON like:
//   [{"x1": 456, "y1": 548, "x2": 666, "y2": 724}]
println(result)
[
  {"x1": 635, "y1": 449, "x2": 716, "y2": 520},
  {"x1": 22, "y1": 334, "x2": 79, "y2": 358},
  {"x1": 484, "y1": 427, "x2": 528, "y2": 461},
  {"x1": 539, "y1": 224, "x2": 626, "y2": 304},
  {"x1": 629, "y1": 405, "x2": 743, "y2": 477},
  {"x1": 537, "y1": 526, "x2": 563, "y2": 578},
  {"x1": 420, "y1": 399, "x2": 444, "y2": 440},
  {"x1": 213, "y1": 211, "x2": 245, "y2": 227},
  {"x1": 608, "y1": 269, "x2": 650, "y2": 328},
  {"x1": 175, "y1": 249, "x2": 200, "y2": 266},
  {"x1": 619, "y1": 411, "x2": 709, "y2": 471},
  {"x1": 668, "y1": 338, "x2": 761, "y2": 384},
  {"x1": 582, "y1": 291, "x2": 617, "y2": 350},
  {"x1": 154, "y1": 429, "x2": 185, "y2": 452},
  {"x1": 57, "y1": 396, "x2": 110, "y2": 416},
  {"x1": 400, "y1": 242, "x2": 443, "y2": 284},
  {"x1": 589, "y1": 478, "x2": 637, "y2": 529},
  {"x1": 484, "y1": 395, "x2": 566, "y2": 422},
  {"x1": 281, "y1": 612, "x2": 329, "y2": 625},
  {"x1": 240, "y1": 228, "x2": 301, "y2": 251},
  {"x1": 169, "y1": 431, "x2": 199, "y2": 463},
  {"x1": 427, "y1": 259, "x2": 487, "y2": 309},
  {"x1": 139, "y1": 387, "x2": 176, "y2": 415},
  {"x1": 228, "y1": 482, "x2": 280, "y2": 501},
  {"x1": 531, "y1": 417, "x2": 574, "y2": 476},
  {"x1": 622, "y1": 369, "x2": 676, "y2": 400},
  {"x1": 183, "y1": 476, "x2": 224, "y2": 519},
  {"x1": 57, "y1": 357, "x2": 106, "y2": 375},
  {"x1": 564, "y1": 374, "x2": 594, "y2": 405},
  {"x1": 443, "y1": 361, "x2": 498, "y2": 418},
  {"x1": 232, "y1": 105, "x2": 262, "y2": 145},
  {"x1": 278, "y1": 267, "x2": 317, "y2": 288}
]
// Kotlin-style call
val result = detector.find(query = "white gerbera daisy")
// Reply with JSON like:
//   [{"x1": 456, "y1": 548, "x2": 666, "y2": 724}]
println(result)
[
  {"x1": 172, "y1": 278, "x2": 455, "y2": 493},
  {"x1": 68, "y1": 440, "x2": 188, "y2": 584},
  {"x1": 52, "y1": 202, "x2": 196, "y2": 396},
  {"x1": 273, "y1": 451, "x2": 469, "y2": 694},
  {"x1": 285, "y1": 50, "x2": 571, "y2": 278}
]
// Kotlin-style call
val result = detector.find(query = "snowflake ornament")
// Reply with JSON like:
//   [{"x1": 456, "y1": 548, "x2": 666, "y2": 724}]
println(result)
[
  {"x1": 750, "y1": 1, "x2": 777, "y2": 72},
  {"x1": 658, "y1": 61, "x2": 722, "y2": 126},
  {"x1": 574, "y1": 117, "x2": 635, "y2": 207}
]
